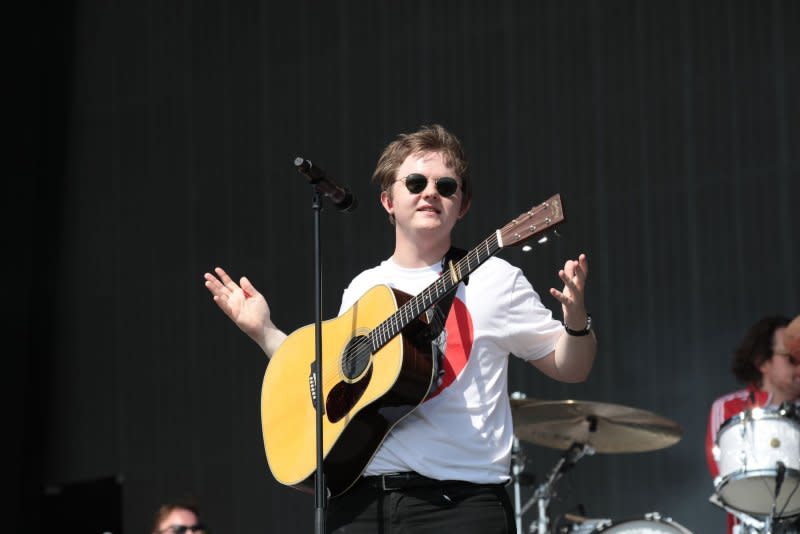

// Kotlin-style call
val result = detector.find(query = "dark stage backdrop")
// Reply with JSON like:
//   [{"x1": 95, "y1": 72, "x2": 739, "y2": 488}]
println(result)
[{"x1": 18, "y1": 1, "x2": 798, "y2": 533}]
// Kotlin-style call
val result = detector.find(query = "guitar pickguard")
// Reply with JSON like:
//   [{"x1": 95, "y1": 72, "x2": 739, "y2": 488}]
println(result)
[{"x1": 326, "y1": 365, "x2": 373, "y2": 423}]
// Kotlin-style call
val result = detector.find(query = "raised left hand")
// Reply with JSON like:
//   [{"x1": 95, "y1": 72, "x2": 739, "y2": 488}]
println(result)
[{"x1": 550, "y1": 253, "x2": 589, "y2": 331}]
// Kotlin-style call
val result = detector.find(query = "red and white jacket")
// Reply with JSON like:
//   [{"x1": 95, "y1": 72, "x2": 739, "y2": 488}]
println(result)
[{"x1": 705, "y1": 384, "x2": 772, "y2": 533}]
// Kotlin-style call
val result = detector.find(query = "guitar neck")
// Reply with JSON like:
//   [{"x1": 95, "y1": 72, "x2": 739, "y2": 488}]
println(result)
[
  {"x1": 366, "y1": 193, "x2": 564, "y2": 353},
  {"x1": 368, "y1": 231, "x2": 503, "y2": 352}
]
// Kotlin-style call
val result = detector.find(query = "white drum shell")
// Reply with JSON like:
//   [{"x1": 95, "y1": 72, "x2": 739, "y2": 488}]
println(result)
[
  {"x1": 570, "y1": 515, "x2": 692, "y2": 533},
  {"x1": 715, "y1": 408, "x2": 800, "y2": 516}
]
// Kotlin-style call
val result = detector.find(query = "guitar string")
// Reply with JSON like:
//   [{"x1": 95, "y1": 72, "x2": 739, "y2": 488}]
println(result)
[
  {"x1": 318, "y1": 236, "x2": 495, "y2": 389},
  {"x1": 321, "y1": 205, "x2": 552, "y2": 388},
  {"x1": 352, "y1": 234, "x2": 492, "y2": 353},
  {"x1": 322, "y1": 207, "x2": 552, "y2": 389},
  {"x1": 357, "y1": 203, "x2": 550, "y2": 357},
  {"x1": 320, "y1": 242, "x2": 489, "y2": 388},
  {"x1": 319, "y1": 202, "x2": 557, "y2": 388}
]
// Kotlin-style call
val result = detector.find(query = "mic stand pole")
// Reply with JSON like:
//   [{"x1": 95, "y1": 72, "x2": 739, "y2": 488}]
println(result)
[
  {"x1": 296, "y1": 155, "x2": 354, "y2": 533},
  {"x1": 311, "y1": 190, "x2": 326, "y2": 534}
]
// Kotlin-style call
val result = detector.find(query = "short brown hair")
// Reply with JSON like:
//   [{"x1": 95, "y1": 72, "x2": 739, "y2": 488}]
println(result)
[
  {"x1": 151, "y1": 503, "x2": 200, "y2": 534},
  {"x1": 372, "y1": 124, "x2": 471, "y2": 206},
  {"x1": 731, "y1": 315, "x2": 790, "y2": 385}
]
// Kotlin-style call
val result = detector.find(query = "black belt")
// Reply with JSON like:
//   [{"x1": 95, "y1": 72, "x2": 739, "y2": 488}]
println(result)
[{"x1": 361, "y1": 472, "x2": 492, "y2": 492}]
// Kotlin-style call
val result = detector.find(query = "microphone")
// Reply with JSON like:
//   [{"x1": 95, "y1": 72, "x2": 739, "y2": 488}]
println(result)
[
  {"x1": 775, "y1": 461, "x2": 786, "y2": 500},
  {"x1": 294, "y1": 157, "x2": 358, "y2": 212}
]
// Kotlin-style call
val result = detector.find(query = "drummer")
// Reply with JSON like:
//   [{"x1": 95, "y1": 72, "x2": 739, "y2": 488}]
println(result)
[{"x1": 706, "y1": 315, "x2": 798, "y2": 531}]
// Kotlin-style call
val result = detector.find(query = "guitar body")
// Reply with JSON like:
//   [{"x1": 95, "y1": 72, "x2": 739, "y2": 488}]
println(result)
[{"x1": 260, "y1": 284, "x2": 436, "y2": 497}]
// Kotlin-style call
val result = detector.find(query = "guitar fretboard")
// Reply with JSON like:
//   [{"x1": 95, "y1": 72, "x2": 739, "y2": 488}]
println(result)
[{"x1": 367, "y1": 231, "x2": 502, "y2": 352}]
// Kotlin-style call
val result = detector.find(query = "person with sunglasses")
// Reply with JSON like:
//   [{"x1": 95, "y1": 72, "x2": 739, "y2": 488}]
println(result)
[
  {"x1": 151, "y1": 503, "x2": 207, "y2": 534},
  {"x1": 705, "y1": 315, "x2": 799, "y2": 533},
  {"x1": 204, "y1": 124, "x2": 596, "y2": 533}
]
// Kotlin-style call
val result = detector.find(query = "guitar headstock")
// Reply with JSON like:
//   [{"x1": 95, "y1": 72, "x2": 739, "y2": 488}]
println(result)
[{"x1": 498, "y1": 194, "x2": 565, "y2": 248}]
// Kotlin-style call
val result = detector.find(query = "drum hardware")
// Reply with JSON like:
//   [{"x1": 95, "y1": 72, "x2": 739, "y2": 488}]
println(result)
[
  {"x1": 561, "y1": 515, "x2": 612, "y2": 533},
  {"x1": 572, "y1": 512, "x2": 693, "y2": 533},
  {"x1": 524, "y1": 442, "x2": 595, "y2": 534},
  {"x1": 709, "y1": 493, "x2": 766, "y2": 532},
  {"x1": 511, "y1": 435, "x2": 526, "y2": 534},
  {"x1": 710, "y1": 490, "x2": 800, "y2": 534},
  {"x1": 712, "y1": 462, "x2": 794, "y2": 534},
  {"x1": 511, "y1": 392, "x2": 540, "y2": 533},
  {"x1": 779, "y1": 402, "x2": 798, "y2": 420},
  {"x1": 773, "y1": 461, "x2": 788, "y2": 526},
  {"x1": 509, "y1": 396, "x2": 684, "y2": 533}
]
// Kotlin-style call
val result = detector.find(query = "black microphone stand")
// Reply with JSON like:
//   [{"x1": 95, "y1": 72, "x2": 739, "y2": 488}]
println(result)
[
  {"x1": 295, "y1": 156, "x2": 356, "y2": 534},
  {"x1": 310, "y1": 188, "x2": 327, "y2": 534}
]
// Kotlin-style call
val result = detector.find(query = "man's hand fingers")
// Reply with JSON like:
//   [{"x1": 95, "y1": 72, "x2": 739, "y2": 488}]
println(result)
[{"x1": 215, "y1": 266, "x2": 239, "y2": 291}]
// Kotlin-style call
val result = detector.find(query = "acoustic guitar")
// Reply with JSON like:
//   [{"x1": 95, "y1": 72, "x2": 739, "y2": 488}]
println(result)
[{"x1": 260, "y1": 194, "x2": 565, "y2": 496}]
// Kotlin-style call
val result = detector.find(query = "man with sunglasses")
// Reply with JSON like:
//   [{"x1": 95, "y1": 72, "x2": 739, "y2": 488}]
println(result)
[
  {"x1": 151, "y1": 503, "x2": 207, "y2": 534},
  {"x1": 705, "y1": 315, "x2": 799, "y2": 533},
  {"x1": 204, "y1": 124, "x2": 596, "y2": 532}
]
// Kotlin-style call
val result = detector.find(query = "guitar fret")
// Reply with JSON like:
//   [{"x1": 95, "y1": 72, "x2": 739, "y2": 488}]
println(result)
[{"x1": 370, "y1": 222, "x2": 509, "y2": 352}]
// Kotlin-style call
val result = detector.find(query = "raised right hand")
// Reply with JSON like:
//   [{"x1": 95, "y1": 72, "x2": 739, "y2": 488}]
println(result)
[{"x1": 204, "y1": 266, "x2": 285, "y2": 355}]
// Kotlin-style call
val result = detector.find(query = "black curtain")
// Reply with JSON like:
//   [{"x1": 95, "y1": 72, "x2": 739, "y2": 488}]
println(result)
[{"x1": 19, "y1": 1, "x2": 799, "y2": 532}]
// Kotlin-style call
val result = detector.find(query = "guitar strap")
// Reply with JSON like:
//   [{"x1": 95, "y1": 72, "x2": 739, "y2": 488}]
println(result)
[{"x1": 421, "y1": 247, "x2": 470, "y2": 399}]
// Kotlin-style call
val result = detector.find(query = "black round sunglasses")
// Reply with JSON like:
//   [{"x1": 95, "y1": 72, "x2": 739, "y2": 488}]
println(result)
[
  {"x1": 399, "y1": 173, "x2": 460, "y2": 197},
  {"x1": 159, "y1": 525, "x2": 207, "y2": 534}
]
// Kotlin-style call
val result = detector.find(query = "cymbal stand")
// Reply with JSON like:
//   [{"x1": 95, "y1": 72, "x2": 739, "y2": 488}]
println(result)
[
  {"x1": 765, "y1": 461, "x2": 788, "y2": 534},
  {"x1": 511, "y1": 435, "x2": 526, "y2": 534},
  {"x1": 510, "y1": 392, "x2": 528, "y2": 534},
  {"x1": 709, "y1": 460, "x2": 788, "y2": 534},
  {"x1": 521, "y1": 442, "x2": 595, "y2": 534},
  {"x1": 708, "y1": 493, "x2": 765, "y2": 533}
]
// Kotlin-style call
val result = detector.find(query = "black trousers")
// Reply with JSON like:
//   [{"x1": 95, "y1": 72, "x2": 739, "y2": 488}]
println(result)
[{"x1": 326, "y1": 474, "x2": 516, "y2": 534}]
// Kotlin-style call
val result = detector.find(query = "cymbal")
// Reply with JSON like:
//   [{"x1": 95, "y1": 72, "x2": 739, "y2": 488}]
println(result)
[{"x1": 511, "y1": 398, "x2": 682, "y2": 453}]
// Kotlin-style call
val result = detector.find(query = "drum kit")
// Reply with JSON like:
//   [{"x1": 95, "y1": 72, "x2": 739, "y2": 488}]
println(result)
[
  {"x1": 509, "y1": 393, "x2": 800, "y2": 534},
  {"x1": 710, "y1": 404, "x2": 800, "y2": 533},
  {"x1": 509, "y1": 392, "x2": 687, "y2": 533}
]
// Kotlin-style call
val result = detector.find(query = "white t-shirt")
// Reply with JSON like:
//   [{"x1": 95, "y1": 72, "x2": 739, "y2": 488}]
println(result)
[{"x1": 338, "y1": 255, "x2": 563, "y2": 483}]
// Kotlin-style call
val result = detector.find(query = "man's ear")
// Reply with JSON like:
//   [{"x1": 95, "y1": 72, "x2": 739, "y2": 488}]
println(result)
[
  {"x1": 458, "y1": 198, "x2": 471, "y2": 219},
  {"x1": 380, "y1": 190, "x2": 394, "y2": 216}
]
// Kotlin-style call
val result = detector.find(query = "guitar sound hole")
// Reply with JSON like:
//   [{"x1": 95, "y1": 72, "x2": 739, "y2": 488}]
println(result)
[{"x1": 341, "y1": 335, "x2": 371, "y2": 380}]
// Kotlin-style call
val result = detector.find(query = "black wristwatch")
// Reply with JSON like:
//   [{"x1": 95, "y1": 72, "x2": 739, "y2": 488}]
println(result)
[{"x1": 564, "y1": 314, "x2": 592, "y2": 336}]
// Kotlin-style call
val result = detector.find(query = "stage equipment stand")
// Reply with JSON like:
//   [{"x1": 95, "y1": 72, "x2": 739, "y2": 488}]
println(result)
[
  {"x1": 311, "y1": 188, "x2": 326, "y2": 534},
  {"x1": 294, "y1": 156, "x2": 357, "y2": 533}
]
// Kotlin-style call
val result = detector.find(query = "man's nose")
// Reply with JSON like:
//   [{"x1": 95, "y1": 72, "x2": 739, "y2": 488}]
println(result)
[{"x1": 421, "y1": 179, "x2": 439, "y2": 197}]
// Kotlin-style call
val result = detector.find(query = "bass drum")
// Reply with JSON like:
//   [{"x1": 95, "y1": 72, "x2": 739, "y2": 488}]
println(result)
[{"x1": 574, "y1": 514, "x2": 692, "y2": 533}]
